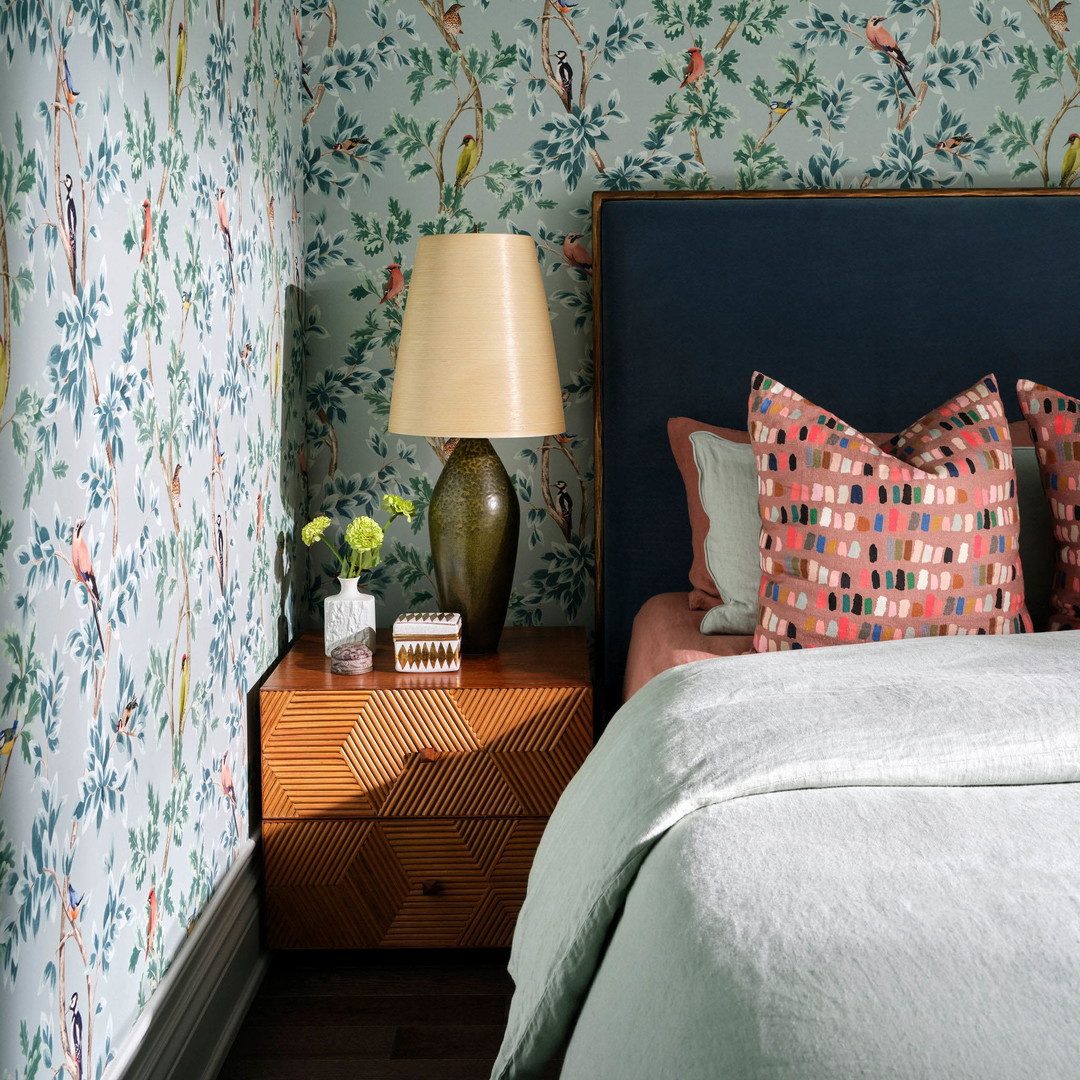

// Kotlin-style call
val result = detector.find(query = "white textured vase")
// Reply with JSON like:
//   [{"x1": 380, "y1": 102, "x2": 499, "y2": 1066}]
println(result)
[{"x1": 323, "y1": 577, "x2": 376, "y2": 657}]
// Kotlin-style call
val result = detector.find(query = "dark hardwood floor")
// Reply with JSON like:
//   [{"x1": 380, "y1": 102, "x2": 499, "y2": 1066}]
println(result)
[{"x1": 216, "y1": 949, "x2": 560, "y2": 1080}]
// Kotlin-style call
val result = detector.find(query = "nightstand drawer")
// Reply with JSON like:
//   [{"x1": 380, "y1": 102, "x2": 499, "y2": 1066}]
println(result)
[
  {"x1": 263, "y1": 817, "x2": 545, "y2": 948},
  {"x1": 261, "y1": 685, "x2": 591, "y2": 819}
]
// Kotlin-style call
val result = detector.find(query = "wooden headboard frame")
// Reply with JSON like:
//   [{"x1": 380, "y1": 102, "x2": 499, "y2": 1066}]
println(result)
[{"x1": 591, "y1": 188, "x2": 1080, "y2": 724}]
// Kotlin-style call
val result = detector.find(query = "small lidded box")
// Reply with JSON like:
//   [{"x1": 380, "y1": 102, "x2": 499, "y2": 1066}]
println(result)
[{"x1": 392, "y1": 612, "x2": 462, "y2": 673}]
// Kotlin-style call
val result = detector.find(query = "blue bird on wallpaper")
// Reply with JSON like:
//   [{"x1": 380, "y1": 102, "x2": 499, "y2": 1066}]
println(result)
[
  {"x1": 69, "y1": 992, "x2": 83, "y2": 1080},
  {"x1": 62, "y1": 56, "x2": 79, "y2": 105},
  {"x1": 71, "y1": 520, "x2": 104, "y2": 653},
  {"x1": 769, "y1": 99, "x2": 793, "y2": 116},
  {"x1": 67, "y1": 882, "x2": 83, "y2": 920},
  {"x1": 554, "y1": 0, "x2": 577, "y2": 14}
]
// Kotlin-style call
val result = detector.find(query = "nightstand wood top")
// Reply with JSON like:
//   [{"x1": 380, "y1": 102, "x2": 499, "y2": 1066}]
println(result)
[{"x1": 263, "y1": 626, "x2": 590, "y2": 693}]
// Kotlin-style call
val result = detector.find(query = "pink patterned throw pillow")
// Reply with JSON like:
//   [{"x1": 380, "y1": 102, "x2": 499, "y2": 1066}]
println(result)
[
  {"x1": 1017, "y1": 380, "x2": 1080, "y2": 631},
  {"x1": 749, "y1": 372, "x2": 1032, "y2": 652}
]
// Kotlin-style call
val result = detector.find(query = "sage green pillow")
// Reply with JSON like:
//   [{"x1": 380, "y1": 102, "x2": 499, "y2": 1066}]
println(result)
[{"x1": 689, "y1": 431, "x2": 761, "y2": 635}]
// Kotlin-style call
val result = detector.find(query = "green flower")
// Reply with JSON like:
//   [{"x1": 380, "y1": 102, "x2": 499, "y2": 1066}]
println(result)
[
  {"x1": 344, "y1": 516, "x2": 384, "y2": 553},
  {"x1": 381, "y1": 494, "x2": 416, "y2": 522},
  {"x1": 301, "y1": 516, "x2": 332, "y2": 547}
]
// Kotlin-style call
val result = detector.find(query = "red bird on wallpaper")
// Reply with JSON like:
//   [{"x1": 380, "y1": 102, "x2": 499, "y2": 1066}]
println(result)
[
  {"x1": 216, "y1": 188, "x2": 233, "y2": 263},
  {"x1": 562, "y1": 233, "x2": 592, "y2": 271},
  {"x1": 72, "y1": 519, "x2": 104, "y2": 652},
  {"x1": 865, "y1": 16, "x2": 915, "y2": 96},
  {"x1": 679, "y1": 47, "x2": 705, "y2": 89},
  {"x1": 379, "y1": 263, "x2": 404, "y2": 304},
  {"x1": 221, "y1": 751, "x2": 239, "y2": 837},
  {"x1": 145, "y1": 887, "x2": 157, "y2": 960},
  {"x1": 139, "y1": 199, "x2": 152, "y2": 262}
]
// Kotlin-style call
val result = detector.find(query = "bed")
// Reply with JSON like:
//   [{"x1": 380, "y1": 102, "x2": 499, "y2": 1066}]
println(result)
[{"x1": 492, "y1": 191, "x2": 1080, "y2": 1079}]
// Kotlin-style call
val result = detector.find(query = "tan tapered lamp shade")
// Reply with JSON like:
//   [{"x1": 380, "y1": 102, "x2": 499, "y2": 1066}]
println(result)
[
  {"x1": 388, "y1": 233, "x2": 566, "y2": 653},
  {"x1": 389, "y1": 233, "x2": 565, "y2": 437}
]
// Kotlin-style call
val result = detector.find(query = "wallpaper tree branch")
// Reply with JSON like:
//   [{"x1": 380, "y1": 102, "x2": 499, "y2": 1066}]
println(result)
[{"x1": 2, "y1": 0, "x2": 1076, "y2": 1076}]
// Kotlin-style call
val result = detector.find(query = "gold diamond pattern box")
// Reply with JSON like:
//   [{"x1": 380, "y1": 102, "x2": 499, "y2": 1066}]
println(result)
[{"x1": 393, "y1": 612, "x2": 463, "y2": 672}]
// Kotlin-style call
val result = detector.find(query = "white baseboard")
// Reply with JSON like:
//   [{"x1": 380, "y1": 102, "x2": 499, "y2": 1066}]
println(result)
[{"x1": 109, "y1": 833, "x2": 267, "y2": 1080}]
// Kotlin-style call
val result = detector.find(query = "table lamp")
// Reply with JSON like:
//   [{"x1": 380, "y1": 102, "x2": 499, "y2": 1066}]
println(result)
[{"x1": 388, "y1": 233, "x2": 565, "y2": 653}]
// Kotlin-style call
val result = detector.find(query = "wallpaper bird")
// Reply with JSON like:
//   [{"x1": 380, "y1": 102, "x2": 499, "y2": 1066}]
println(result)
[
  {"x1": 71, "y1": 520, "x2": 104, "y2": 653},
  {"x1": 865, "y1": 16, "x2": 916, "y2": 96},
  {"x1": 1063, "y1": 133, "x2": 1080, "y2": 184},
  {"x1": 555, "y1": 50, "x2": 573, "y2": 104},
  {"x1": 562, "y1": 233, "x2": 592, "y2": 270},
  {"x1": 62, "y1": 55, "x2": 79, "y2": 105},
  {"x1": 455, "y1": 134, "x2": 479, "y2": 187},
  {"x1": 170, "y1": 464, "x2": 181, "y2": 512},
  {"x1": 67, "y1": 883, "x2": 83, "y2": 920},
  {"x1": 0, "y1": 718, "x2": 17, "y2": 756},
  {"x1": 69, "y1": 993, "x2": 82, "y2": 1080},
  {"x1": 556, "y1": 479, "x2": 573, "y2": 526},
  {"x1": 215, "y1": 514, "x2": 225, "y2": 592},
  {"x1": 379, "y1": 263, "x2": 403, "y2": 304},
  {"x1": 554, "y1": 0, "x2": 577, "y2": 13},
  {"x1": 443, "y1": 3, "x2": 463, "y2": 36},
  {"x1": 679, "y1": 47, "x2": 704, "y2": 89},
  {"x1": 117, "y1": 697, "x2": 137, "y2": 737},
  {"x1": 936, "y1": 134, "x2": 974, "y2": 155},
  {"x1": 178, "y1": 654, "x2": 189, "y2": 733},
  {"x1": 221, "y1": 751, "x2": 238, "y2": 837},
  {"x1": 216, "y1": 188, "x2": 233, "y2": 262},
  {"x1": 769, "y1": 99, "x2": 793, "y2": 116},
  {"x1": 63, "y1": 174, "x2": 77, "y2": 281},
  {"x1": 175, "y1": 22, "x2": 187, "y2": 98},
  {"x1": 1050, "y1": 1, "x2": 1070, "y2": 33},
  {"x1": 139, "y1": 199, "x2": 152, "y2": 262},
  {"x1": 145, "y1": 888, "x2": 157, "y2": 961}
]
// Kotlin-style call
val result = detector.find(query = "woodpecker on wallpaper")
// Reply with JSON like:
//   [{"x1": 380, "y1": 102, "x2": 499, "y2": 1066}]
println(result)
[{"x1": 0, "y1": 3, "x2": 305, "y2": 1077}]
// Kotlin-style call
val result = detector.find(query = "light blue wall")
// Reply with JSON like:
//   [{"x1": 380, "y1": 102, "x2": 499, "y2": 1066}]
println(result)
[{"x1": 0, "y1": 3, "x2": 304, "y2": 1076}]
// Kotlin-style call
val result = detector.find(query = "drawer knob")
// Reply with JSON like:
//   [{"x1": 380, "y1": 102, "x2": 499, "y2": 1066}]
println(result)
[
  {"x1": 420, "y1": 879, "x2": 442, "y2": 896},
  {"x1": 403, "y1": 747, "x2": 440, "y2": 767}
]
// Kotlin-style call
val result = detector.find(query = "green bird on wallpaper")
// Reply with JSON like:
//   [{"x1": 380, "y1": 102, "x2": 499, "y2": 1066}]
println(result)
[
  {"x1": 1063, "y1": 133, "x2": 1080, "y2": 185},
  {"x1": 455, "y1": 134, "x2": 479, "y2": 187},
  {"x1": 175, "y1": 22, "x2": 187, "y2": 98}
]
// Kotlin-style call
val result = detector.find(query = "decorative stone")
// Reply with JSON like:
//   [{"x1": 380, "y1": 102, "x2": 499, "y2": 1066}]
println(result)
[
  {"x1": 392, "y1": 612, "x2": 463, "y2": 672},
  {"x1": 323, "y1": 576, "x2": 376, "y2": 657},
  {"x1": 330, "y1": 641, "x2": 374, "y2": 675}
]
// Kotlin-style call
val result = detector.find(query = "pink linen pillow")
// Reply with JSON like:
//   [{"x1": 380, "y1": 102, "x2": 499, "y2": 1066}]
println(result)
[
  {"x1": 749, "y1": 372, "x2": 1032, "y2": 652},
  {"x1": 1016, "y1": 380, "x2": 1080, "y2": 630}
]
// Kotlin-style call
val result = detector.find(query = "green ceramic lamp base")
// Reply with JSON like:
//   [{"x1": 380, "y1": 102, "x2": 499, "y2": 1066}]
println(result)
[{"x1": 428, "y1": 438, "x2": 519, "y2": 654}]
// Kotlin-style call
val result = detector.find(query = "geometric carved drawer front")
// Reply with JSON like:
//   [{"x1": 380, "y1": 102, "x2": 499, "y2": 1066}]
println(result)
[
  {"x1": 263, "y1": 817, "x2": 546, "y2": 948},
  {"x1": 259, "y1": 628, "x2": 592, "y2": 949},
  {"x1": 262, "y1": 686, "x2": 591, "y2": 819}
]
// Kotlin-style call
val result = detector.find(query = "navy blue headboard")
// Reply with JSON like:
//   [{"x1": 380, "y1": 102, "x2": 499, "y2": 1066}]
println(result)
[{"x1": 592, "y1": 189, "x2": 1080, "y2": 722}]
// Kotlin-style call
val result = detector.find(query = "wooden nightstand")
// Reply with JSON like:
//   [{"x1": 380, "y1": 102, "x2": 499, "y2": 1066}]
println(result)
[{"x1": 259, "y1": 626, "x2": 592, "y2": 948}]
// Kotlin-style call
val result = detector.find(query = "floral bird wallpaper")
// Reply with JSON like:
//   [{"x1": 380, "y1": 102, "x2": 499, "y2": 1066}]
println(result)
[
  {"x1": 0, "y1": 2, "x2": 305, "y2": 1077},
  {"x1": 302, "y1": 0, "x2": 1078, "y2": 637},
  {"x1": 3, "y1": 0, "x2": 1078, "y2": 1076}
]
